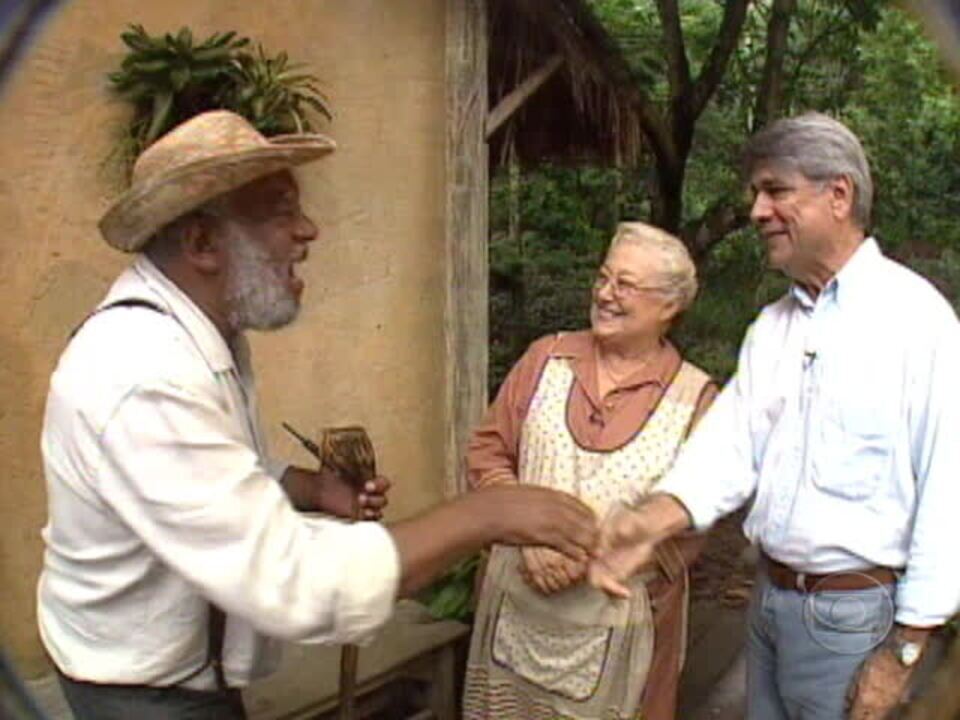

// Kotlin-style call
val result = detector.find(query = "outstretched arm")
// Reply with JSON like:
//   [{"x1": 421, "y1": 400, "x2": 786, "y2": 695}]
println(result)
[
  {"x1": 390, "y1": 484, "x2": 599, "y2": 597},
  {"x1": 589, "y1": 493, "x2": 693, "y2": 597}
]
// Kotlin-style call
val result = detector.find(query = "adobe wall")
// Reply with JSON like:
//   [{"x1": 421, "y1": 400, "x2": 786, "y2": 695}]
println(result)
[{"x1": 0, "y1": 0, "x2": 448, "y2": 674}]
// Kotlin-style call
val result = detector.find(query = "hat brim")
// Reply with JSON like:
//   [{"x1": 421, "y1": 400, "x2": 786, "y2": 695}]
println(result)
[{"x1": 99, "y1": 134, "x2": 335, "y2": 252}]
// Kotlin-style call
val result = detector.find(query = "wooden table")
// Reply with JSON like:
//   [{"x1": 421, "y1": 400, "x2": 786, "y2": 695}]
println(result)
[{"x1": 245, "y1": 601, "x2": 469, "y2": 720}]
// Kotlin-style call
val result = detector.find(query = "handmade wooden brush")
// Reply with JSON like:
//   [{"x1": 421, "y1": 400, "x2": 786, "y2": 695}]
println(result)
[
  {"x1": 320, "y1": 426, "x2": 377, "y2": 524},
  {"x1": 282, "y1": 423, "x2": 376, "y2": 720},
  {"x1": 322, "y1": 426, "x2": 376, "y2": 720}
]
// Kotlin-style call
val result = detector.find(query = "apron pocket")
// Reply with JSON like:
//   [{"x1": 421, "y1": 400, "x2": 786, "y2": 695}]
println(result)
[{"x1": 491, "y1": 590, "x2": 612, "y2": 701}]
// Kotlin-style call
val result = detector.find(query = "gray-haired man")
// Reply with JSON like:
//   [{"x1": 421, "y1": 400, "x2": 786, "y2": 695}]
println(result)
[{"x1": 588, "y1": 112, "x2": 960, "y2": 720}]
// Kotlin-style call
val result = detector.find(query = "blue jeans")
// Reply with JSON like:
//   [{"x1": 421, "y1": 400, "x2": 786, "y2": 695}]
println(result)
[
  {"x1": 746, "y1": 571, "x2": 895, "y2": 720},
  {"x1": 57, "y1": 671, "x2": 245, "y2": 720}
]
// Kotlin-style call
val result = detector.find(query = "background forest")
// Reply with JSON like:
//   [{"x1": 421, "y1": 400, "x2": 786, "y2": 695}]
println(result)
[{"x1": 488, "y1": 0, "x2": 960, "y2": 390}]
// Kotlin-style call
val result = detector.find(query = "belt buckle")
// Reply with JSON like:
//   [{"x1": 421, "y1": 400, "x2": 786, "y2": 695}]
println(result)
[{"x1": 795, "y1": 571, "x2": 807, "y2": 593}]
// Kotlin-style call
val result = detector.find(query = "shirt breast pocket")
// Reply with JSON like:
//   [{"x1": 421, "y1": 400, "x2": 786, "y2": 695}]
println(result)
[{"x1": 814, "y1": 374, "x2": 894, "y2": 501}]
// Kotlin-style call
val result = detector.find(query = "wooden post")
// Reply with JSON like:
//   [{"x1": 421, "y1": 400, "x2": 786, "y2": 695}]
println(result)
[{"x1": 445, "y1": 0, "x2": 489, "y2": 496}]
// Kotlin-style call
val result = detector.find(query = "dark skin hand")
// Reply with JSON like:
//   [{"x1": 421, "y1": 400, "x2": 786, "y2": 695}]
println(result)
[
  {"x1": 390, "y1": 484, "x2": 599, "y2": 597},
  {"x1": 288, "y1": 468, "x2": 598, "y2": 599},
  {"x1": 280, "y1": 465, "x2": 390, "y2": 520}
]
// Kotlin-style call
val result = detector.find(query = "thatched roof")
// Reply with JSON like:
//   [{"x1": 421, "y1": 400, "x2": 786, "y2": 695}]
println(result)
[{"x1": 488, "y1": 0, "x2": 645, "y2": 169}]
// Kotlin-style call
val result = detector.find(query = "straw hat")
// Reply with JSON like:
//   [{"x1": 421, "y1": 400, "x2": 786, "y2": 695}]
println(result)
[{"x1": 99, "y1": 110, "x2": 336, "y2": 252}]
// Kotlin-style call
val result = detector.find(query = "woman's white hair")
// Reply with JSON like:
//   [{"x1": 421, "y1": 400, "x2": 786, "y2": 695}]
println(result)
[{"x1": 609, "y1": 221, "x2": 698, "y2": 311}]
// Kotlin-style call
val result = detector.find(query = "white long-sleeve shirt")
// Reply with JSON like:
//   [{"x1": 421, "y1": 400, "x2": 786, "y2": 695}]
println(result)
[
  {"x1": 38, "y1": 256, "x2": 399, "y2": 687},
  {"x1": 659, "y1": 239, "x2": 960, "y2": 626}
]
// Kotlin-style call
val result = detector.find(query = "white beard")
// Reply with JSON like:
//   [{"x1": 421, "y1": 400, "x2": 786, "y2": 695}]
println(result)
[{"x1": 224, "y1": 230, "x2": 299, "y2": 332}]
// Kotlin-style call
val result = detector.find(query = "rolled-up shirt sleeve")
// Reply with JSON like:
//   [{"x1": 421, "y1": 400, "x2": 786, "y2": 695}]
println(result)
[
  {"x1": 265, "y1": 457, "x2": 290, "y2": 482},
  {"x1": 898, "y1": 314, "x2": 960, "y2": 626},
  {"x1": 96, "y1": 379, "x2": 399, "y2": 644},
  {"x1": 658, "y1": 325, "x2": 760, "y2": 531}
]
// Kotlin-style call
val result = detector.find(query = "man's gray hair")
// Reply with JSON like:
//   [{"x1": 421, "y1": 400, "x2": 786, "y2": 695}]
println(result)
[
  {"x1": 143, "y1": 195, "x2": 232, "y2": 261},
  {"x1": 609, "y1": 221, "x2": 698, "y2": 311},
  {"x1": 741, "y1": 112, "x2": 873, "y2": 229}
]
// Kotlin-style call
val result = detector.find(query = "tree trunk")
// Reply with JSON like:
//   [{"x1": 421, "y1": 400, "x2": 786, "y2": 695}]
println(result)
[
  {"x1": 650, "y1": 145, "x2": 687, "y2": 236},
  {"x1": 754, "y1": 0, "x2": 797, "y2": 130},
  {"x1": 650, "y1": 182, "x2": 681, "y2": 234}
]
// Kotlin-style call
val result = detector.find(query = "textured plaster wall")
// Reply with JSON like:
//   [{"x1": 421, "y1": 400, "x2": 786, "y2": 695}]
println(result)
[{"x1": 0, "y1": 0, "x2": 448, "y2": 675}]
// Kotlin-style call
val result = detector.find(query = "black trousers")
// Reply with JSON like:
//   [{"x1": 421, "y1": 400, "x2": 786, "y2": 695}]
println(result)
[{"x1": 56, "y1": 671, "x2": 246, "y2": 720}]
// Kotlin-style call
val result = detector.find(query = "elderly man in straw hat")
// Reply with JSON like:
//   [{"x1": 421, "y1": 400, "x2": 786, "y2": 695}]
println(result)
[{"x1": 38, "y1": 110, "x2": 598, "y2": 719}]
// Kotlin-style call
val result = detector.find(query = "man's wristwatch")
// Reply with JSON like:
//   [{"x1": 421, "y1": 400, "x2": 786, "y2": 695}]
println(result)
[{"x1": 888, "y1": 636, "x2": 924, "y2": 668}]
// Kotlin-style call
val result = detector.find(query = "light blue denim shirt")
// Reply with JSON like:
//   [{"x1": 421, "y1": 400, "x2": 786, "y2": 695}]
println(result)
[{"x1": 660, "y1": 238, "x2": 960, "y2": 625}]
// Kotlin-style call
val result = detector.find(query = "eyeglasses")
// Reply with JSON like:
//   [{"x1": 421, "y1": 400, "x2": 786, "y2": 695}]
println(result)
[{"x1": 592, "y1": 273, "x2": 668, "y2": 299}]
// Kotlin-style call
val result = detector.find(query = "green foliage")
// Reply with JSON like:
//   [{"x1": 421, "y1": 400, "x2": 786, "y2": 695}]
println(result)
[
  {"x1": 590, "y1": 0, "x2": 664, "y2": 93},
  {"x1": 590, "y1": 0, "x2": 891, "y2": 231},
  {"x1": 108, "y1": 24, "x2": 331, "y2": 170},
  {"x1": 673, "y1": 230, "x2": 788, "y2": 380},
  {"x1": 415, "y1": 555, "x2": 480, "y2": 623},
  {"x1": 842, "y1": 8, "x2": 960, "y2": 254},
  {"x1": 108, "y1": 25, "x2": 249, "y2": 155},
  {"x1": 489, "y1": 165, "x2": 619, "y2": 389},
  {"x1": 489, "y1": 2, "x2": 960, "y2": 391},
  {"x1": 220, "y1": 46, "x2": 332, "y2": 136}
]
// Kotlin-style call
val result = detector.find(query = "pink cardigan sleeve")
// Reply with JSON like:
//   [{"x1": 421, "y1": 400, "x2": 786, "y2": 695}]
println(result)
[{"x1": 465, "y1": 335, "x2": 559, "y2": 489}]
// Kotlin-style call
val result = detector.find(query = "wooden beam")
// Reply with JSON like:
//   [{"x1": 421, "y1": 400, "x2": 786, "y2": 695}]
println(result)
[
  {"x1": 485, "y1": 53, "x2": 564, "y2": 140},
  {"x1": 444, "y1": 0, "x2": 489, "y2": 497}
]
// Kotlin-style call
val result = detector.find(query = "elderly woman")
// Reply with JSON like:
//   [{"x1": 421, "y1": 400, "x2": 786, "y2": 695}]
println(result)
[{"x1": 462, "y1": 222, "x2": 718, "y2": 720}]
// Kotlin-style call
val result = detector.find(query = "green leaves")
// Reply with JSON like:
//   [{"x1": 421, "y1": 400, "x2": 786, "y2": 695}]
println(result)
[
  {"x1": 221, "y1": 45, "x2": 332, "y2": 136},
  {"x1": 489, "y1": 1, "x2": 960, "y2": 390},
  {"x1": 415, "y1": 555, "x2": 480, "y2": 623},
  {"x1": 107, "y1": 24, "x2": 331, "y2": 170},
  {"x1": 842, "y1": 7, "x2": 960, "y2": 261},
  {"x1": 488, "y1": 165, "x2": 616, "y2": 390},
  {"x1": 109, "y1": 24, "x2": 247, "y2": 152},
  {"x1": 145, "y1": 90, "x2": 174, "y2": 147}
]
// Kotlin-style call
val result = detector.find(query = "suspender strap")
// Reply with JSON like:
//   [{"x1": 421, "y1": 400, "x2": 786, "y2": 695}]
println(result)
[
  {"x1": 68, "y1": 298, "x2": 167, "y2": 340},
  {"x1": 209, "y1": 605, "x2": 228, "y2": 691}
]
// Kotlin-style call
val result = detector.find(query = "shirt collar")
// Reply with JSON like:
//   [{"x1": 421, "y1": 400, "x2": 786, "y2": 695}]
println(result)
[
  {"x1": 102, "y1": 255, "x2": 237, "y2": 373},
  {"x1": 832, "y1": 236, "x2": 881, "y2": 302},
  {"x1": 790, "y1": 237, "x2": 881, "y2": 311},
  {"x1": 549, "y1": 330, "x2": 680, "y2": 393}
]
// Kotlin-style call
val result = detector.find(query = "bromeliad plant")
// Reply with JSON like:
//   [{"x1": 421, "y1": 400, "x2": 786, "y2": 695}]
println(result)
[
  {"x1": 108, "y1": 25, "x2": 247, "y2": 155},
  {"x1": 222, "y1": 45, "x2": 332, "y2": 136},
  {"x1": 108, "y1": 24, "x2": 332, "y2": 170}
]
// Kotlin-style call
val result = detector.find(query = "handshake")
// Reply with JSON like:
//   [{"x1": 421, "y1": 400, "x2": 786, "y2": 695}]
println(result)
[{"x1": 479, "y1": 485, "x2": 692, "y2": 598}]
